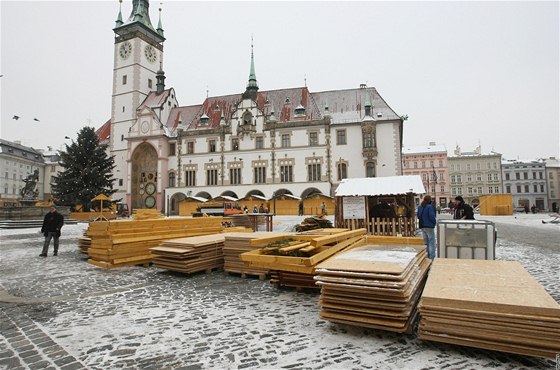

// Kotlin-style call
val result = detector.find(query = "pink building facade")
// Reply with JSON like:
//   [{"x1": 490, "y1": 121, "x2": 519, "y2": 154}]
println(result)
[{"x1": 402, "y1": 144, "x2": 449, "y2": 208}]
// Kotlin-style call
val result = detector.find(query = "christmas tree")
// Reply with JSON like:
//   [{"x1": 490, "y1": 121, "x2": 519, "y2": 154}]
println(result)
[{"x1": 52, "y1": 127, "x2": 116, "y2": 211}]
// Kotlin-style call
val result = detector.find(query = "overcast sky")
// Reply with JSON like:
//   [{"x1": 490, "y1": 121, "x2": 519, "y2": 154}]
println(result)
[{"x1": 1, "y1": 1, "x2": 558, "y2": 160}]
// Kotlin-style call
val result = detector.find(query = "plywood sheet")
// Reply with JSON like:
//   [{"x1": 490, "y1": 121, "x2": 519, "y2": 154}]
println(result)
[
  {"x1": 421, "y1": 259, "x2": 560, "y2": 318},
  {"x1": 316, "y1": 245, "x2": 424, "y2": 274}
]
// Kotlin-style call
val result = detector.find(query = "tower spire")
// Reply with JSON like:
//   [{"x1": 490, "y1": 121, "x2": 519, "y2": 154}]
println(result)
[
  {"x1": 157, "y1": 5, "x2": 164, "y2": 37},
  {"x1": 115, "y1": 0, "x2": 124, "y2": 28},
  {"x1": 246, "y1": 35, "x2": 258, "y2": 92},
  {"x1": 156, "y1": 60, "x2": 165, "y2": 93}
]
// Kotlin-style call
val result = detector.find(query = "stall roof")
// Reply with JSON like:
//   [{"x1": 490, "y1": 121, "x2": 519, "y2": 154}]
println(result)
[
  {"x1": 213, "y1": 195, "x2": 238, "y2": 202},
  {"x1": 185, "y1": 196, "x2": 208, "y2": 203},
  {"x1": 242, "y1": 194, "x2": 268, "y2": 201},
  {"x1": 275, "y1": 194, "x2": 301, "y2": 200},
  {"x1": 335, "y1": 176, "x2": 425, "y2": 196}
]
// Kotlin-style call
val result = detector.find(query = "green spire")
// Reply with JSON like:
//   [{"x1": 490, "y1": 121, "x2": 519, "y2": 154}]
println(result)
[
  {"x1": 364, "y1": 90, "x2": 373, "y2": 118},
  {"x1": 157, "y1": 6, "x2": 164, "y2": 36},
  {"x1": 126, "y1": 0, "x2": 157, "y2": 33},
  {"x1": 246, "y1": 36, "x2": 258, "y2": 91},
  {"x1": 115, "y1": 0, "x2": 123, "y2": 27}
]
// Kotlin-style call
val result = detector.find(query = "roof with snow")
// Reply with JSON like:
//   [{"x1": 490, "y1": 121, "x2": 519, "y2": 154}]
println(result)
[
  {"x1": 138, "y1": 89, "x2": 172, "y2": 111},
  {"x1": 402, "y1": 144, "x2": 447, "y2": 155},
  {"x1": 165, "y1": 86, "x2": 401, "y2": 133},
  {"x1": 335, "y1": 176, "x2": 425, "y2": 197}
]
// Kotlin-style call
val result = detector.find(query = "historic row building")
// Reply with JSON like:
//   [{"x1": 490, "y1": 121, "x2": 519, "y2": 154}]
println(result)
[
  {"x1": 544, "y1": 157, "x2": 560, "y2": 213},
  {"x1": 97, "y1": 0, "x2": 405, "y2": 212},
  {"x1": 501, "y1": 159, "x2": 548, "y2": 211},
  {"x1": 0, "y1": 139, "x2": 45, "y2": 206},
  {"x1": 447, "y1": 145, "x2": 503, "y2": 206},
  {"x1": 401, "y1": 143, "x2": 449, "y2": 207}
]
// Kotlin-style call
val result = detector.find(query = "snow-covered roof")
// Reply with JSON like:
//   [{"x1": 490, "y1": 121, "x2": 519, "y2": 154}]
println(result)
[
  {"x1": 402, "y1": 145, "x2": 447, "y2": 155},
  {"x1": 241, "y1": 194, "x2": 268, "y2": 201},
  {"x1": 214, "y1": 195, "x2": 238, "y2": 202},
  {"x1": 186, "y1": 196, "x2": 208, "y2": 203},
  {"x1": 335, "y1": 176, "x2": 425, "y2": 197},
  {"x1": 276, "y1": 194, "x2": 301, "y2": 200}
]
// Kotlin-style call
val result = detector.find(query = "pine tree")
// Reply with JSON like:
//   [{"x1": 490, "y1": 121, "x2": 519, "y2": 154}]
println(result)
[{"x1": 52, "y1": 127, "x2": 116, "y2": 211}]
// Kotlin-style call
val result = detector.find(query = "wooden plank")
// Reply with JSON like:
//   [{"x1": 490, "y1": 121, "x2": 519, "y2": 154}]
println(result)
[{"x1": 310, "y1": 228, "x2": 367, "y2": 247}]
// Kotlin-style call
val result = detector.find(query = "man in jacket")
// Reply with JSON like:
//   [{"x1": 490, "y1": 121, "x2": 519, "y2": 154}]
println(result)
[
  {"x1": 40, "y1": 206, "x2": 64, "y2": 257},
  {"x1": 453, "y1": 196, "x2": 475, "y2": 220},
  {"x1": 417, "y1": 195, "x2": 437, "y2": 259}
]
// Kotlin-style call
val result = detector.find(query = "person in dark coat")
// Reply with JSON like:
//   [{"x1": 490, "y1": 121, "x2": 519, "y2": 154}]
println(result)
[
  {"x1": 40, "y1": 206, "x2": 64, "y2": 257},
  {"x1": 453, "y1": 196, "x2": 474, "y2": 220}
]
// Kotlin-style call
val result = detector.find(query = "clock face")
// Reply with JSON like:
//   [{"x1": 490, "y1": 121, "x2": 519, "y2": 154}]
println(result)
[
  {"x1": 119, "y1": 42, "x2": 132, "y2": 60},
  {"x1": 145, "y1": 182, "x2": 156, "y2": 195},
  {"x1": 144, "y1": 45, "x2": 157, "y2": 63},
  {"x1": 144, "y1": 196, "x2": 156, "y2": 208},
  {"x1": 141, "y1": 121, "x2": 149, "y2": 134}
]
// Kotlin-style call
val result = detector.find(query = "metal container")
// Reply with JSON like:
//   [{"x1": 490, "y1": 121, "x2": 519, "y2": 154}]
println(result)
[{"x1": 436, "y1": 220, "x2": 497, "y2": 260}]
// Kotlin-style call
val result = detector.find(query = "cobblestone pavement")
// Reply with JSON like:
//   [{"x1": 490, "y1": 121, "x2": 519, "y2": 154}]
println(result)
[{"x1": 0, "y1": 215, "x2": 558, "y2": 369}]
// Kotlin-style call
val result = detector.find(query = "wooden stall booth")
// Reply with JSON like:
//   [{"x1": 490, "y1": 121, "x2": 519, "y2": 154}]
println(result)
[
  {"x1": 478, "y1": 194, "x2": 513, "y2": 216},
  {"x1": 303, "y1": 194, "x2": 335, "y2": 216},
  {"x1": 178, "y1": 196, "x2": 208, "y2": 216},
  {"x1": 272, "y1": 194, "x2": 301, "y2": 215},
  {"x1": 237, "y1": 195, "x2": 270, "y2": 214},
  {"x1": 334, "y1": 176, "x2": 425, "y2": 237}
]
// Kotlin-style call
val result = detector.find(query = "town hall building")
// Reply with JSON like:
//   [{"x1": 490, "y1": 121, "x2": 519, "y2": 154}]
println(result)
[{"x1": 97, "y1": 0, "x2": 406, "y2": 213}]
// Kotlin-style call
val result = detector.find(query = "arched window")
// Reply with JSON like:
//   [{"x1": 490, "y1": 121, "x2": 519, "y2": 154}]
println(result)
[
  {"x1": 168, "y1": 172, "x2": 176, "y2": 188},
  {"x1": 366, "y1": 163, "x2": 375, "y2": 178},
  {"x1": 337, "y1": 163, "x2": 347, "y2": 181},
  {"x1": 243, "y1": 112, "x2": 253, "y2": 125}
]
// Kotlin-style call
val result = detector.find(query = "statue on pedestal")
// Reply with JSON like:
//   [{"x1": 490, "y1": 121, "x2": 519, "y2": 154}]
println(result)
[{"x1": 20, "y1": 169, "x2": 40, "y2": 200}]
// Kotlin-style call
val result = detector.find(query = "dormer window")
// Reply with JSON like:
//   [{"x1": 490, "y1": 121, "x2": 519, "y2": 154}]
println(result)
[
  {"x1": 295, "y1": 104, "x2": 306, "y2": 117},
  {"x1": 200, "y1": 113, "x2": 210, "y2": 125}
]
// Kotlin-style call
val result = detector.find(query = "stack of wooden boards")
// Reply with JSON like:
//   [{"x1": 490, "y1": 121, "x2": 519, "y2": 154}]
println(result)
[
  {"x1": 86, "y1": 217, "x2": 223, "y2": 268},
  {"x1": 78, "y1": 235, "x2": 91, "y2": 255},
  {"x1": 240, "y1": 229, "x2": 366, "y2": 289},
  {"x1": 315, "y1": 239, "x2": 429, "y2": 333},
  {"x1": 132, "y1": 209, "x2": 164, "y2": 220},
  {"x1": 222, "y1": 232, "x2": 292, "y2": 278},
  {"x1": 150, "y1": 234, "x2": 225, "y2": 274},
  {"x1": 418, "y1": 259, "x2": 560, "y2": 359}
]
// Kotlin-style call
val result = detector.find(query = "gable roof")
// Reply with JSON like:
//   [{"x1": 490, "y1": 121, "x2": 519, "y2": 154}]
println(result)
[
  {"x1": 138, "y1": 89, "x2": 172, "y2": 111},
  {"x1": 96, "y1": 119, "x2": 111, "y2": 142}
]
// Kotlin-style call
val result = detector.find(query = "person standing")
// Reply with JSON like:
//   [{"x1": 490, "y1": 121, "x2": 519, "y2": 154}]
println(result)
[
  {"x1": 320, "y1": 202, "x2": 326, "y2": 215},
  {"x1": 417, "y1": 195, "x2": 437, "y2": 259},
  {"x1": 453, "y1": 196, "x2": 475, "y2": 220},
  {"x1": 40, "y1": 206, "x2": 64, "y2": 257}
]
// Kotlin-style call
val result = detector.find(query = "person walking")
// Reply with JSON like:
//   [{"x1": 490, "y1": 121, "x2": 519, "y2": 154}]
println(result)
[
  {"x1": 417, "y1": 195, "x2": 437, "y2": 259},
  {"x1": 40, "y1": 206, "x2": 64, "y2": 257},
  {"x1": 453, "y1": 196, "x2": 475, "y2": 220}
]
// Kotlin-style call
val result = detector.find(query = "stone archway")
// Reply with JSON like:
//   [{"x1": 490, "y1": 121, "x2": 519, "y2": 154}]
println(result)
[
  {"x1": 131, "y1": 143, "x2": 158, "y2": 209},
  {"x1": 301, "y1": 187, "x2": 322, "y2": 199},
  {"x1": 195, "y1": 191, "x2": 212, "y2": 200}
]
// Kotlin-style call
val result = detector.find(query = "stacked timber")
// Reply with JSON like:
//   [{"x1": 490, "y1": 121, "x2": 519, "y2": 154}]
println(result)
[
  {"x1": 315, "y1": 243, "x2": 430, "y2": 333},
  {"x1": 222, "y1": 232, "x2": 292, "y2": 278},
  {"x1": 418, "y1": 259, "x2": 560, "y2": 359},
  {"x1": 294, "y1": 216, "x2": 333, "y2": 232},
  {"x1": 86, "y1": 217, "x2": 223, "y2": 269},
  {"x1": 132, "y1": 209, "x2": 164, "y2": 220},
  {"x1": 78, "y1": 236, "x2": 91, "y2": 255},
  {"x1": 240, "y1": 229, "x2": 366, "y2": 289},
  {"x1": 150, "y1": 234, "x2": 225, "y2": 274}
]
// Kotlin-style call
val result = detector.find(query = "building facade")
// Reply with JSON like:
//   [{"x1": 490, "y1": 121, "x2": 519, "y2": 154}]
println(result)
[
  {"x1": 99, "y1": 0, "x2": 405, "y2": 212},
  {"x1": 502, "y1": 159, "x2": 548, "y2": 211},
  {"x1": 0, "y1": 139, "x2": 46, "y2": 206},
  {"x1": 447, "y1": 146, "x2": 503, "y2": 206},
  {"x1": 402, "y1": 143, "x2": 449, "y2": 207},
  {"x1": 544, "y1": 157, "x2": 559, "y2": 213}
]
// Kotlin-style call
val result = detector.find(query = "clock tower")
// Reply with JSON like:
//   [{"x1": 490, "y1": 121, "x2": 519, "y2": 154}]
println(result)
[{"x1": 110, "y1": 0, "x2": 165, "y2": 202}]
